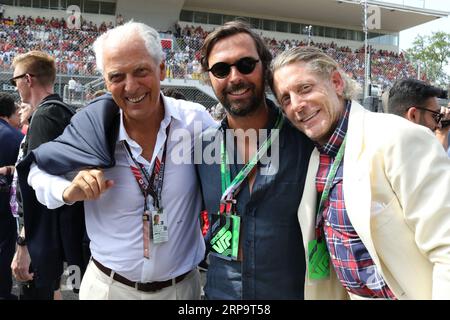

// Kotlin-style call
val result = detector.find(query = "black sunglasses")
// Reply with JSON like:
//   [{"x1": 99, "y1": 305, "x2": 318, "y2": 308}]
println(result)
[
  {"x1": 207, "y1": 57, "x2": 260, "y2": 79},
  {"x1": 413, "y1": 106, "x2": 444, "y2": 124},
  {"x1": 9, "y1": 73, "x2": 35, "y2": 87}
]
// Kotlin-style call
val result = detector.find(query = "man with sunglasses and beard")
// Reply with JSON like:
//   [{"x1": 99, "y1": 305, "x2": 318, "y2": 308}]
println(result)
[
  {"x1": 196, "y1": 21, "x2": 314, "y2": 300},
  {"x1": 387, "y1": 78, "x2": 450, "y2": 151}
]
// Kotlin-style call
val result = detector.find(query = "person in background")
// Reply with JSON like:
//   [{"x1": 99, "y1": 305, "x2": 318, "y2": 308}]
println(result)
[
  {"x1": 0, "y1": 92, "x2": 23, "y2": 300},
  {"x1": 448, "y1": 102, "x2": 450, "y2": 157},
  {"x1": 387, "y1": 78, "x2": 450, "y2": 150},
  {"x1": 18, "y1": 102, "x2": 33, "y2": 135},
  {"x1": 68, "y1": 77, "x2": 76, "y2": 102},
  {"x1": 10, "y1": 50, "x2": 85, "y2": 300}
]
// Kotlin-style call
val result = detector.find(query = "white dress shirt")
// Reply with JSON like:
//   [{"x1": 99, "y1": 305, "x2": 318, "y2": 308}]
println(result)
[{"x1": 28, "y1": 95, "x2": 216, "y2": 282}]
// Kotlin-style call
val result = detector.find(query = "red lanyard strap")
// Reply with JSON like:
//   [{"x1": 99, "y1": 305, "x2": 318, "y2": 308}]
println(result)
[{"x1": 123, "y1": 123, "x2": 171, "y2": 210}]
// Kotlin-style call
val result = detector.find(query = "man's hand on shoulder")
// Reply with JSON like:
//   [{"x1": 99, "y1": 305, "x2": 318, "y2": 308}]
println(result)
[{"x1": 63, "y1": 169, "x2": 114, "y2": 203}]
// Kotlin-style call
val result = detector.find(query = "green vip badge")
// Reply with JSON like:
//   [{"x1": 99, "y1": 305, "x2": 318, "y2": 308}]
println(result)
[
  {"x1": 308, "y1": 239, "x2": 330, "y2": 280},
  {"x1": 209, "y1": 213, "x2": 240, "y2": 261}
]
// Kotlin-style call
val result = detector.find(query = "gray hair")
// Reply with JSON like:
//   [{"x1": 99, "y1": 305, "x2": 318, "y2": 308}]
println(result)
[
  {"x1": 269, "y1": 46, "x2": 360, "y2": 100},
  {"x1": 93, "y1": 21, "x2": 164, "y2": 74}
]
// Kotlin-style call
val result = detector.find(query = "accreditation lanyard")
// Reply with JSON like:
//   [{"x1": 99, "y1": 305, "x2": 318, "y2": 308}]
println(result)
[
  {"x1": 219, "y1": 112, "x2": 284, "y2": 210},
  {"x1": 122, "y1": 123, "x2": 171, "y2": 258},
  {"x1": 308, "y1": 135, "x2": 347, "y2": 280},
  {"x1": 208, "y1": 113, "x2": 284, "y2": 261}
]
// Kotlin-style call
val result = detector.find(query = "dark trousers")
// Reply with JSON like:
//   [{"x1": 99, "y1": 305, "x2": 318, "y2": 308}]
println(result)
[
  {"x1": 0, "y1": 215, "x2": 16, "y2": 300},
  {"x1": 19, "y1": 281, "x2": 55, "y2": 300},
  {"x1": 18, "y1": 272, "x2": 60, "y2": 300}
]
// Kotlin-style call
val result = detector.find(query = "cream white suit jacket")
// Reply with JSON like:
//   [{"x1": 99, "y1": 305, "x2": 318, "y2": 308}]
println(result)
[{"x1": 298, "y1": 101, "x2": 450, "y2": 300}]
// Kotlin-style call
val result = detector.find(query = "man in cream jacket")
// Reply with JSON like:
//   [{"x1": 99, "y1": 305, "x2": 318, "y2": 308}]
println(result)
[{"x1": 270, "y1": 47, "x2": 450, "y2": 300}]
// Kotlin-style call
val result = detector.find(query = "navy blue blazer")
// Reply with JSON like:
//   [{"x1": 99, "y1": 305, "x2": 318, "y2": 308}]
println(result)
[
  {"x1": 0, "y1": 119, "x2": 23, "y2": 238},
  {"x1": 16, "y1": 94, "x2": 120, "y2": 286},
  {"x1": 22, "y1": 94, "x2": 120, "y2": 175}
]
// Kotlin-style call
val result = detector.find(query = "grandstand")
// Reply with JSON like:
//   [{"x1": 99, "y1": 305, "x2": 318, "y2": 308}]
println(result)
[{"x1": 0, "y1": 0, "x2": 448, "y2": 109}]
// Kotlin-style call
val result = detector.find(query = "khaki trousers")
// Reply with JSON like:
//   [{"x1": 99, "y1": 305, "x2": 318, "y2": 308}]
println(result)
[{"x1": 79, "y1": 260, "x2": 201, "y2": 300}]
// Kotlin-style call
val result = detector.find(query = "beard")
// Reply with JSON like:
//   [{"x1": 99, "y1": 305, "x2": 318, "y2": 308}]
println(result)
[{"x1": 219, "y1": 81, "x2": 264, "y2": 117}]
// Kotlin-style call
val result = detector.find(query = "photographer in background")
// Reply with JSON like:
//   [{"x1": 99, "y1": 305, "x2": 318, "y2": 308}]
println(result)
[
  {"x1": 447, "y1": 102, "x2": 450, "y2": 157},
  {"x1": 435, "y1": 97, "x2": 450, "y2": 152},
  {"x1": 387, "y1": 79, "x2": 450, "y2": 151}
]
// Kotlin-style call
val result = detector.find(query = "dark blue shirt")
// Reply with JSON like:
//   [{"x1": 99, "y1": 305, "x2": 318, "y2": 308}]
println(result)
[
  {"x1": 0, "y1": 118, "x2": 23, "y2": 217},
  {"x1": 196, "y1": 100, "x2": 314, "y2": 299}
]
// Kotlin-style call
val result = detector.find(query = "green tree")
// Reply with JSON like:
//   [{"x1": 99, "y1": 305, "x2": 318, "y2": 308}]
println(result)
[{"x1": 405, "y1": 31, "x2": 450, "y2": 86}]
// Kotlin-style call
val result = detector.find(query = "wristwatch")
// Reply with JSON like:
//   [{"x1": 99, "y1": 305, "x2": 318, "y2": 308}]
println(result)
[{"x1": 16, "y1": 236, "x2": 26, "y2": 246}]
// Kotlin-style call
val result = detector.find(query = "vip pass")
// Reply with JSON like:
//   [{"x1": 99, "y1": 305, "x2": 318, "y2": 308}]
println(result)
[
  {"x1": 210, "y1": 213, "x2": 240, "y2": 260},
  {"x1": 122, "y1": 123, "x2": 171, "y2": 258}
]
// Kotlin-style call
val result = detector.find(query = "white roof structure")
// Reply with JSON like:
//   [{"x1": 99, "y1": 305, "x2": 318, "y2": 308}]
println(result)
[{"x1": 113, "y1": 0, "x2": 448, "y2": 34}]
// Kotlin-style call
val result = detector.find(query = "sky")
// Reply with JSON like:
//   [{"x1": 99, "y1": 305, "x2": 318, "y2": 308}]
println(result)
[
  {"x1": 395, "y1": 0, "x2": 450, "y2": 73},
  {"x1": 398, "y1": 0, "x2": 450, "y2": 50}
]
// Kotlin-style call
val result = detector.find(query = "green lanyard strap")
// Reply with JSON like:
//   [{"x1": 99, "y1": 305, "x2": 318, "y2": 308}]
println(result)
[
  {"x1": 220, "y1": 140, "x2": 231, "y2": 195},
  {"x1": 220, "y1": 112, "x2": 284, "y2": 203},
  {"x1": 315, "y1": 136, "x2": 347, "y2": 239}
]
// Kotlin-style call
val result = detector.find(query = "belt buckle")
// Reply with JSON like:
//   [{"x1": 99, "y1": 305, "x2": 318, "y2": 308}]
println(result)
[{"x1": 135, "y1": 281, "x2": 158, "y2": 293}]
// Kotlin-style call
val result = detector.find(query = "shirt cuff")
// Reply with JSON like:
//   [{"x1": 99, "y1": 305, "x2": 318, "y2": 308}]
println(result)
[
  {"x1": 54, "y1": 179, "x2": 74, "y2": 206},
  {"x1": 28, "y1": 162, "x2": 73, "y2": 209}
]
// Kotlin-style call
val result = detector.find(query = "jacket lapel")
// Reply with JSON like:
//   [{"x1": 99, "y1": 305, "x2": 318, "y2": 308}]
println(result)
[
  {"x1": 343, "y1": 101, "x2": 381, "y2": 266},
  {"x1": 299, "y1": 149, "x2": 349, "y2": 299},
  {"x1": 298, "y1": 149, "x2": 319, "y2": 248}
]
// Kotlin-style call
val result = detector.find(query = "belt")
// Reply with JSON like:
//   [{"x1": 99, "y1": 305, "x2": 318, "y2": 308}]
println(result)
[{"x1": 92, "y1": 258, "x2": 191, "y2": 292}]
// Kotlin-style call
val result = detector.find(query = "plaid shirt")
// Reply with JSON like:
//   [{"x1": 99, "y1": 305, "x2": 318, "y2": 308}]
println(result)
[{"x1": 315, "y1": 100, "x2": 396, "y2": 299}]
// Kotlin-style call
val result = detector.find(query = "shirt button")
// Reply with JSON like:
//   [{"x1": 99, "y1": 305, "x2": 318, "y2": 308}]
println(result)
[
  {"x1": 325, "y1": 221, "x2": 331, "y2": 227},
  {"x1": 331, "y1": 254, "x2": 336, "y2": 259}
]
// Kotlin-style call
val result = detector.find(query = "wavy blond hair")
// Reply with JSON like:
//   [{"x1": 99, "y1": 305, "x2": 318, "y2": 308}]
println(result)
[{"x1": 269, "y1": 46, "x2": 360, "y2": 100}]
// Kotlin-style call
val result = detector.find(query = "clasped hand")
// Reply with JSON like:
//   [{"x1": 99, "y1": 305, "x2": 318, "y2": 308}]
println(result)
[{"x1": 63, "y1": 169, "x2": 114, "y2": 203}]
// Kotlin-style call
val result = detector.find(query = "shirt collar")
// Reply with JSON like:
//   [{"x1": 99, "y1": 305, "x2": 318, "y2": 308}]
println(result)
[
  {"x1": 39, "y1": 94, "x2": 62, "y2": 106},
  {"x1": 161, "y1": 93, "x2": 182, "y2": 122},
  {"x1": 316, "y1": 100, "x2": 351, "y2": 157}
]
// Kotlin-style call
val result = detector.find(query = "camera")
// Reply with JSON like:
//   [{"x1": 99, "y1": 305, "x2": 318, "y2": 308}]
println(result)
[{"x1": 441, "y1": 119, "x2": 450, "y2": 128}]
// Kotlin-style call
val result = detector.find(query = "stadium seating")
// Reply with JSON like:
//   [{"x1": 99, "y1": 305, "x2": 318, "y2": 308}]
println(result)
[{"x1": 0, "y1": 17, "x2": 418, "y2": 91}]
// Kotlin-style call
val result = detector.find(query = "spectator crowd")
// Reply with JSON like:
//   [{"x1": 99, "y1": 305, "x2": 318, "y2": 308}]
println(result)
[{"x1": 0, "y1": 16, "x2": 419, "y2": 90}]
